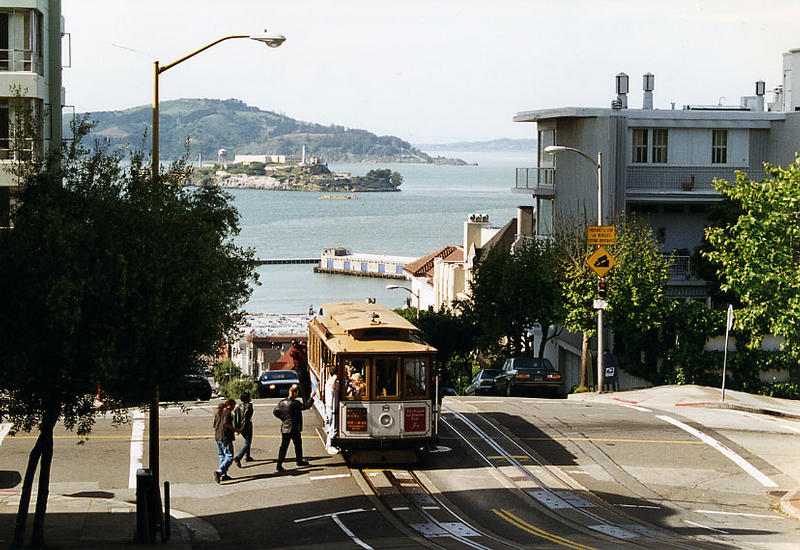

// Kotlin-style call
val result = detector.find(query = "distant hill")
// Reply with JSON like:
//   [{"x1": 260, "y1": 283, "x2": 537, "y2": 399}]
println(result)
[
  {"x1": 69, "y1": 98, "x2": 466, "y2": 164},
  {"x1": 418, "y1": 138, "x2": 537, "y2": 152}
]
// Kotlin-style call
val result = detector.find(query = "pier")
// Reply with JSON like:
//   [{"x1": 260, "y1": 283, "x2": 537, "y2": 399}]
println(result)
[{"x1": 252, "y1": 258, "x2": 318, "y2": 265}]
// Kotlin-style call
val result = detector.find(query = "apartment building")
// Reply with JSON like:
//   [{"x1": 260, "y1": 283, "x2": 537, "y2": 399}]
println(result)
[
  {"x1": 0, "y1": 0, "x2": 62, "y2": 227},
  {"x1": 514, "y1": 47, "x2": 800, "y2": 302}
]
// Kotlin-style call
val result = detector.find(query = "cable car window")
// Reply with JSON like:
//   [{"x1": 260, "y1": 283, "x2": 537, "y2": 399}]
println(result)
[
  {"x1": 375, "y1": 357, "x2": 399, "y2": 398},
  {"x1": 404, "y1": 357, "x2": 427, "y2": 398},
  {"x1": 344, "y1": 358, "x2": 368, "y2": 400}
]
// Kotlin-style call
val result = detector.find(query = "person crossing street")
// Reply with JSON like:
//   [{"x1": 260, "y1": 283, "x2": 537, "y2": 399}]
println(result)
[{"x1": 273, "y1": 384, "x2": 315, "y2": 472}]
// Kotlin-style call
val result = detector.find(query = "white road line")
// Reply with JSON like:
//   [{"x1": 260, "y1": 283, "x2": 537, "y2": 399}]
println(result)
[
  {"x1": 619, "y1": 403, "x2": 651, "y2": 413},
  {"x1": 694, "y1": 509, "x2": 783, "y2": 519},
  {"x1": 309, "y1": 473, "x2": 350, "y2": 481},
  {"x1": 656, "y1": 415, "x2": 778, "y2": 488},
  {"x1": 128, "y1": 410, "x2": 146, "y2": 489},
  {"x1": 332, "y1": 514, "x2": 374, "y2": 549},
  {"x1": 294, "y1": 508, "x2": 374, "y2": 523},
  {"x1": 683, "y1": 519, "x2": 728, "y2": 534},
  {"x1": 0, "y1": 423, "x2": 12, "y2": 446}
]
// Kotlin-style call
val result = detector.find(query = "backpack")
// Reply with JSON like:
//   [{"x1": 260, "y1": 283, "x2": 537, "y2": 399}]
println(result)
[{"x1": 233, "y1": 403, "x2": 246, "y2": 431}]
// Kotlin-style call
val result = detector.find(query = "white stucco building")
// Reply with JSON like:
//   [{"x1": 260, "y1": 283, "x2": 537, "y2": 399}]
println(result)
[{"x1": 0, "y1": 0, "x2": 63, "y2": 227}]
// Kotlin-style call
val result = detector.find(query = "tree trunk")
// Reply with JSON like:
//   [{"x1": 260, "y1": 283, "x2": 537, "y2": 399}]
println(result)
[
  {"x1": 580, "y1": 331, "x2": 590, "y2": 388},
  {"x1": 538, "y1": 326, "x2": 549, "y2": 359},
  {"x1": 12, "y1": 433, "x2": 44, "y2": 548},
  {"x1": 30, "y1": 407, "x2": 59, "y2": 549}
]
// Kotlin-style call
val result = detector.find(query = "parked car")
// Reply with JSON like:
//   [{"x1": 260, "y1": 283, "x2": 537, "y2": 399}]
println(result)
[
  {"x1": 494, "y1": 357, "x2": 563, "y2": 397},
  {"x1": 258, "y1": 370, "x2": 300, "y2": 398},
  {"x1": 437, "y1": 386, "x2": 459, "y2": 402},
  {"x1": 464, "y1": 369, "x2": 501, "y2": 396},
  {"x1": 161, "y1": 374, "x2": 213, "y2": 402}
]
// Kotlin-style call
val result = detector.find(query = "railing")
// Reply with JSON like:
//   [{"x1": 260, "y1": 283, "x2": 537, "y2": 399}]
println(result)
[
  {"x1": 626, "y1": 166, "x2": 764, "y2": 193},
  {"x1": 666, "y1": 254, "x2": 691, "y2": 279},
  {"x1": 0, "y1": 48, "x2": 44, "y2": 74},
  {"x1": 0, "y1": 138, "x2": 37, "y2": 161},
  {"x1": 515, "y1": 167, "x2": 554, "y2": 190}
]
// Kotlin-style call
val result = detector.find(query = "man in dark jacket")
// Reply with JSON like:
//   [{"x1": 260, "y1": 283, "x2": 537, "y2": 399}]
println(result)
[
  {"x1": 273, "y1": 384, "x2": 315, "y2": 472},
  {"x1": 288, "y1": 339, "x2": 312, "y2": 404}
]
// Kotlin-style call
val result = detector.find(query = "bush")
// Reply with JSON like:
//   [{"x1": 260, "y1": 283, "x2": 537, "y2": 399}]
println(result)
[
  {"x1": 212, "y1": 359, "x2": 240, "y2": 385},
  {"x1": 221, "y1": 377, "x2": 258, "y2": 400}
]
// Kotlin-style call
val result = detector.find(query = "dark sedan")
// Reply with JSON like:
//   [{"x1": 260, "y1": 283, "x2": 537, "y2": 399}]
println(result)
[
  {"x1": 258, "y1": 370, "x2": 300, "y2": 398},
  {"x1": 494, "y1": 357, "x2": 563, "y2": 397},
  {"x1": 161, "y1": 374, "x2": 212, "y2": 402},
  {"x1": 464, "y1": 369, "x2": 500, "y2": 396}
]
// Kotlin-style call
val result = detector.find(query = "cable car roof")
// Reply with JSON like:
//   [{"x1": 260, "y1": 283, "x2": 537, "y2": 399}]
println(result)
[{"x1": 312, "y1": 301, "x2": 436, "y2": 355}]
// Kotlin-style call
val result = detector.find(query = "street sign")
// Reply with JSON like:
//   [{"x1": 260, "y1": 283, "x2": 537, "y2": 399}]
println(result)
[
  {"x1": 587, "y1": 246, "x2": 616, "y2": 277},
  {"x1": 587, "y1": 225, "x2": 616, "y2": 246}
]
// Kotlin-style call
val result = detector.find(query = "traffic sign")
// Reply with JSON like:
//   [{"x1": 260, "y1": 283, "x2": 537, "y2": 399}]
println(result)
[
  {"x1": 587, "y1": 225, "x2": 616, "y2": 246},
  {"x1": 587, "y1": 247, "x2": 616, "y2": 277}
]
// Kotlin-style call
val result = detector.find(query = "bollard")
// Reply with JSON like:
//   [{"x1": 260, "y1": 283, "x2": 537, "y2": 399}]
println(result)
[
  {"x1": 134, "y1": 469, "x2": 155, "y2": 544},
  {"x1": 163, "y1": 481, "x2": 170, "y2": 541}
]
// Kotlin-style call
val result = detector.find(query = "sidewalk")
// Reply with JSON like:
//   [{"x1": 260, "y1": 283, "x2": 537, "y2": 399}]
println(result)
[
  {"x1": 0, "y1": 491, "x2": 190, "y2": 550},
  {"x1": 568, "y1": 384, "x2": 800, "y2": 522}
]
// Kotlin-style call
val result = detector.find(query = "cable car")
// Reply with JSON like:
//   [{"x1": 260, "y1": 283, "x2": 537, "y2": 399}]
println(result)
[{"x1": 307, "y1": 301, "x2": 437, "y2": 463}]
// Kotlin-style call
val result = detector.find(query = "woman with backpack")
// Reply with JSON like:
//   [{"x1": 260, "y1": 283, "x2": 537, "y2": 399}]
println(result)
[{"x1": 233, "y1": 391, "x2": 254, "y2": 467}]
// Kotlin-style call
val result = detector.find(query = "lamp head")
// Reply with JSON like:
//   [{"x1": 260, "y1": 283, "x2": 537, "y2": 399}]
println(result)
[
  {"x1": 249, "y1": 30, "x2": 286, "y2": 48},
  {"x1": 544, "y1": 145, "x2": 567, "y2": 154},
  {"x1": 385, "y1": 285, "x2": 400, "y2": 290}
]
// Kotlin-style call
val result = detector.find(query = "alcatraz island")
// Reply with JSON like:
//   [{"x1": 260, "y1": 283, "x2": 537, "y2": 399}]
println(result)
[{"x1": 187, "y1": 148, "x2": 403, "y2": 192}]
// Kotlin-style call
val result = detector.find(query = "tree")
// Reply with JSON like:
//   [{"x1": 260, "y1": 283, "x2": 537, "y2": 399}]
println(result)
[
  {"x1": 606, "y1": 215, "x2": 673, "y2": 377},
  {"x1": 0, "y1": 118, "x2": 257, "y2": 548},
  {"x1": 466, "y1": 238, "x2": 563, "y2": 359},
  {"x1": 705, "y1": 160, "x2": 800, "y2": 359}
]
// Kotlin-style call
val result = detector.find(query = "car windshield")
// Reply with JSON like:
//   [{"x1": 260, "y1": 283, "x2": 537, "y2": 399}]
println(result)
[
  {"x1": 512, "y1": 358, "x2": 554, "y2": 371},
  {"x1": 481, "y1": 370, "x2": 500, "y2": 379},
  {"x1": 261, "y1": 371, "x2": 299, "y2": 381}
]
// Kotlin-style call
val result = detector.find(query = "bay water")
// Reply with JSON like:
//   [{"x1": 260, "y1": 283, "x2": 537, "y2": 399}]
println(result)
[{"x1": 232, "y1": 151, "x2": 535, "y2": 313}]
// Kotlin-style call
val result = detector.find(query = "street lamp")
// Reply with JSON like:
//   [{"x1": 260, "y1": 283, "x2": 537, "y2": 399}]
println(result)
[
  {"x1": 544, "y1": 144, "x2": 606, "y2": 393},
  {"x1": 386, "y1": 284, "x2": 420, "y2": 322},
  {"x1": 147, "y1": 30, "x2": 285, "y2": 486},
  {"x1": 151, "y1": 30, "x2": 286, "y2": 179}
]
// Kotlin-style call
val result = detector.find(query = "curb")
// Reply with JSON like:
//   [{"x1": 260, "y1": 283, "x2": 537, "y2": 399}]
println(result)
[
  {"x1": 695, "y1": 402, "x2": 800, "y2": 421},
  {"x1": 779, "y1": 488, "x2": 800, "y2": 521}
]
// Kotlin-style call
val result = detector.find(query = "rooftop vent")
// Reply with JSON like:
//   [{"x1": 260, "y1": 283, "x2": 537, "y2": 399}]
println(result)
[
  {"x1": 615, "y1": 73, "x2": 629, "y2": 109},
  {"x1": 642, "y1": 73, "x2": 654, "y2": 109}
]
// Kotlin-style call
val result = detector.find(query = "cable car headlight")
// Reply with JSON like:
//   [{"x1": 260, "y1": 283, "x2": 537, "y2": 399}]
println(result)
[{"x1": 379, "y1": 413, "x2": 394, "y2": 427}]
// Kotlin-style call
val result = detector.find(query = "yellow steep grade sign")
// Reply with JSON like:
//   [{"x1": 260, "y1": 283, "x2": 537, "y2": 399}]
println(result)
[
  {"x1": 587, "y1": 246, "x2": 616, "y2": 277},
  {"x1": 587, "y1": 225, "x2": 616, "y2": 246}
]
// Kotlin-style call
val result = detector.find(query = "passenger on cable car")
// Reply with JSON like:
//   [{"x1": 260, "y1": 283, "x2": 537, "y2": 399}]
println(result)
[{"x1": 348, "y1": 372, "x2": 366, "y2": 398}]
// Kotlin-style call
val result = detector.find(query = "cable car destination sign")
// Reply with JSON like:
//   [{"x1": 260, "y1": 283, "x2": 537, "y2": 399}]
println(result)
[{"x1": 587, "y1": 225, "x2": 616, "y2": 246}]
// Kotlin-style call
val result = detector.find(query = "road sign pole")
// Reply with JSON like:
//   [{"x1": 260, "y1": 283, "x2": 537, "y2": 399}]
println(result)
[{"x1": 596, "y1": 152, "x2": 604, "y2": 393}]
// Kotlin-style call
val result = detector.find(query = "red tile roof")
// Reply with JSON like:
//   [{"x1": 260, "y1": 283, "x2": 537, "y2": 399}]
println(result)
[{"x1": 404, "y1": 245, "x2": 464, "y2": 280}]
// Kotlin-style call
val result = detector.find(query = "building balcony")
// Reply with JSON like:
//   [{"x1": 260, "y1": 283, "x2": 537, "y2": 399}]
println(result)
[
  {"x1": 514, "y1": 167, "x2": 554, "y2": 195},
  {"x1": 626, "y1": 166, "x2": 765, "y2": 199}
]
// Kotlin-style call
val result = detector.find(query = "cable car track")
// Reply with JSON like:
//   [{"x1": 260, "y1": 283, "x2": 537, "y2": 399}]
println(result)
[{"x1": 440, "y1": 403, "x2": 731, "y2": 550}]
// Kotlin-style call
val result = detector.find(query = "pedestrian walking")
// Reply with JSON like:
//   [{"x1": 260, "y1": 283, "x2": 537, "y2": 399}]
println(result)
[
  {"x1": 272, "y1": 384, "x2": 315, "y2": 472},
  {"x1": 289, "y1": 339, "x2": 312, "y2": 404},
  {"x1": 213, "y1": 399, "x2": 238, "y2": 483},
  {"x1": 233, "y1": 391, "x2": 254, "y2": 467},
  {"x1": 324, "y1": 364, "x2": 339, "y2": 454}
]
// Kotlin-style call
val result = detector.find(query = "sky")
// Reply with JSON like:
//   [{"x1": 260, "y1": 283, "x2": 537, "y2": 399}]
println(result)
[{"x1": 62, "y1": 0, "x2": 798, "y2": 144}]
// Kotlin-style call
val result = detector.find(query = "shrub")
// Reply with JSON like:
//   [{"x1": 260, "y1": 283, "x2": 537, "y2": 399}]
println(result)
[{"x1": 221, "y1": 377, "x2": 258, "y2": 400}]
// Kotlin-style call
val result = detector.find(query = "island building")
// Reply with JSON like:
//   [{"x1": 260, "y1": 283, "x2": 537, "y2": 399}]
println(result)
[
  {"x1": 511, "y1": 46, "x2": 800, "y2": 387},
  {"x1": 232, "y1": 145, "x2": 324, "y2": 167},
  {"x1": 0, "y1": 0, "x2": 64, "y2": 228}
]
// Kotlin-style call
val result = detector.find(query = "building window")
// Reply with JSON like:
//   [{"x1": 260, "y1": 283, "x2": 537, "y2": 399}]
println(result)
[
  {"x1": 536, "y1": 198, "x2": 553, "y2": 236},
  {"x1": 0, "y1": 9, "x2": 44, "y2": 74},
  {"x1": 538, "y1": 129, "x2": 555, "y2": 168},
  {"x1": 712, "y1": 130, "x2": 727, "y2": 164},
  {"x1": 651, "y1": 129, "x2": 668, "y2": 163},
  {"x1": 0, "y1": 186, "x2": 10, "y2": 228},
  {"x1": 0, "y1": 97, "x2": 42, "y2": 161},
  {"x1": 632, "y1": 129, "x2": 648, "y2": 163}
]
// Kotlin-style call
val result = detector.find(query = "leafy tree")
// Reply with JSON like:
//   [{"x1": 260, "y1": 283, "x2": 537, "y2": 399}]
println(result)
[
  {"x1": 0, "y1": 118, "x2": 256, "y2": 548},
  {"x1": 705, "y1": 160, "x2": 800, "y2": 359},
  {"x1": 466, "y1": 238, "x2": 563, "y2": 359},
  {"x1": 606, "y1": 215, "x2": 673, "y2": 378}
]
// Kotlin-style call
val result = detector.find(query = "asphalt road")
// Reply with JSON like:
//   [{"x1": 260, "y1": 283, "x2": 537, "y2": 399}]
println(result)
[{"x1": 1, "y1": 392, "x2": 798, "y2": 549}]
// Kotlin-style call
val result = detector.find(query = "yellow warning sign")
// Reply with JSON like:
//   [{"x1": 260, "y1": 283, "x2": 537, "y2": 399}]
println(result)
[
  {"x1": 586, "y1": 246, "x2": 616, "y2": 277},
  {"x1": 587, "y1": 225, "x2": 616, "y2": 246}
]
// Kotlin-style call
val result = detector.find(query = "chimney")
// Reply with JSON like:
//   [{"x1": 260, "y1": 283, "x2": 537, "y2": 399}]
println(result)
[
  {"x1": 517, "y1": 206, "x2": 534, "y2": 237},
  {"x1": 755, "y1": 80, "x2": 766, "y2": 112},
  {"x1": 616, "y1": 73, "x2": 629, "y2": 109},
  {"x1": 642, "y1": 73, "x2": 654, "y2": 109}
]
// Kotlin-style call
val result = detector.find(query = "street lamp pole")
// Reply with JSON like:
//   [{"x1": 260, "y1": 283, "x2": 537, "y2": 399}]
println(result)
[
  {"x1": 151, "y1": 31, "x2": 286, "y2": 181},
  {"x1": 386, "y1": 284, "x2": 420, "y2": 322},
  {"x1": 544, "y1": 145, "x2": 605, "y2": 392},
  {"x1": 148, "y1": 31, "x2": 285, "y2": 485}
]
